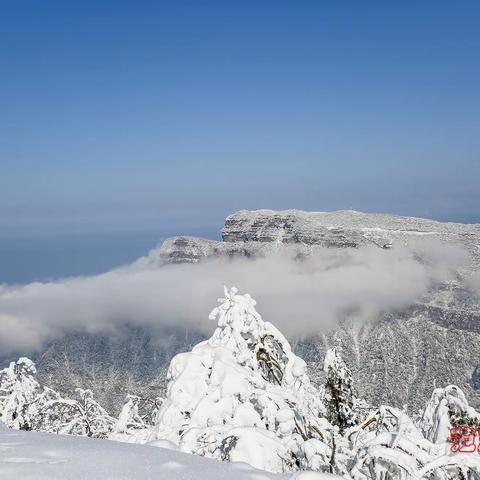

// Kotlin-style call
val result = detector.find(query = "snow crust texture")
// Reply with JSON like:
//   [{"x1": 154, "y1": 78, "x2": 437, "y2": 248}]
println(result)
[{"x1": 0, "y1": 421, "x2": 297, "y2": 480}]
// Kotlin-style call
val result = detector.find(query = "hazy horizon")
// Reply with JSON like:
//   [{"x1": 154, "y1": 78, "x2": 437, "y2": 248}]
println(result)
[
  {"x1": 2, "y1": 2, "x2": 479, "y2": 239},
  {"x1": 2, "y1": 206, "x2": 480, "y2": 285}
]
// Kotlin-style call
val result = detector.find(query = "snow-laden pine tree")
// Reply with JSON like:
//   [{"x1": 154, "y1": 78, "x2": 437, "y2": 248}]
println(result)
[
  {"x1": 417, "y1": 384, "x2": 480, "y2": 444},
  {"x1": 323, "y1": 347, "x2": 364, "y2": 432},
  {"x1": 0, "y1": 357, "x2": 58, "y2": 431},
  {"x1": 153, "y1": 287, "x2": 350, "y2": 474},
  {"x1": 114, "y1": 394, "x2": 145, "y2": 433},
  {"x1": 41, "y1": 387, "x2": 115, "y2": 438},
  {"x1": 109, "y1": 394, "x2": 151, "y2": 443}
]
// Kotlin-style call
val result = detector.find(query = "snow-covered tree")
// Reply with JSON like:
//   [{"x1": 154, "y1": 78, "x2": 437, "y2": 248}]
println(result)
[
  {"x1": 153, "y1": 287, "x2": 346, "y2": 474},
  {"x1": 323, "y1": 347, "x2": 363, "y2": 432},
  {"x1": 108, "y1": 393, "x2": 153, "y2": 443},
  {"x1": 143, "y1": 396, "x2": 164, "y2": 425},
  {"x1": 114, "y1": 394, "x2": 145, "y2": 434},
  {"x1": 347, "y1": 402, "x2": 480, "y2": 480},
  {"x1": 0, "y1": 357, "x2": 57, "y2": 431},
  {"x1": 150, "y1": 287, "x2": 480, "y2": 478},
  {"x1": 41, "y1": 388, "x2": 115, "y2": 438},
  {"x1": 417, "y1": 384, "x2": 480, "y2": 444},
  {"x1": 348, "y1": 406, "x2": 435, "y2": 480}
]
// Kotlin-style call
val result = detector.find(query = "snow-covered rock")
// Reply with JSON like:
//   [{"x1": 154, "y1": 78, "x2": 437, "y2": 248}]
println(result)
[{"x1": 144, "y1": 209, "x2": 480, "y2": 266}]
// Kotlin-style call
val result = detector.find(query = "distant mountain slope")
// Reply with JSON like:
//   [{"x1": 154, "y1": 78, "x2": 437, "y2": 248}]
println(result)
[
  {"x1": 35, "y1": 327, "x2": 204, "y2": 415},
  {"x1": 33, "y1": 210, "x2": 480, "y2": 414}
]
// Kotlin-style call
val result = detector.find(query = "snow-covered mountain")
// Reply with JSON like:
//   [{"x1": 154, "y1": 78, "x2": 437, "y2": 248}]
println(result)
[
  {"x1": 3, "y1": 287, "x2": 479, "y2": 479},
  {"x1": 143, "y1": 209, "x2": 480, "y2": 266},
  {"x1": 137, "y1": 209, "x2": 480, "y2": 412},
  {"x1": 29, "y1": 209, "x2": 480, "y2": 416}
]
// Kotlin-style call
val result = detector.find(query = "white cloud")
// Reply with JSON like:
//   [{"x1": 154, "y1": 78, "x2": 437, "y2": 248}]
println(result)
[{"x1": 0, "y1": 241, "x2": 468, "y2": 354}]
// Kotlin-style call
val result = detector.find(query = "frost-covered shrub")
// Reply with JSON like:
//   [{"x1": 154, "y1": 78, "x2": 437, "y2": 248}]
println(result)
[
  {"x1": 41, "y1": 388, "x2": 115, "y2": 438},
  {"x1": 347, "y1": 403, "x2": 480, "y2": 480},
  {"x1": 348, "y1": 406, "x2": 435, "y2": 480}
]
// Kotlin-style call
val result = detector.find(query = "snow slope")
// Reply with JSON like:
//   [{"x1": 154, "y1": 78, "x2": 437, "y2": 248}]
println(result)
[
  {"x1": 0, "y1": 422, "x2": 342, "y2": 480},
  {"x1": 0, "y1": 421, "x2": 339, "y2": 480}
]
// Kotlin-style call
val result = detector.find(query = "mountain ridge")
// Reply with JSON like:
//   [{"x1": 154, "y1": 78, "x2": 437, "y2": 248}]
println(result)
[{"x1": 26, "y1": 209, "x2": 480, "y2": 414}]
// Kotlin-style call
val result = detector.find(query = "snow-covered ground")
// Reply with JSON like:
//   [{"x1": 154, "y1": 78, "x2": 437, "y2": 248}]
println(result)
[
  {"x1": 0, "y1": 423, "x2": 263, "y2": 480},
  {"x1": 0, "y1": 423, "x2": 340, "y2": 480}
]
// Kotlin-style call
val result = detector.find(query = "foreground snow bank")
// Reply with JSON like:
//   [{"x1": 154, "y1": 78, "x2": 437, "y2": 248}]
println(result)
[
  {"x1": 0, "y1": 422, "x2": 274, "y2": 480},
  {"x1": 0, "y1": 422, "x2": 340, "y2": 480}
]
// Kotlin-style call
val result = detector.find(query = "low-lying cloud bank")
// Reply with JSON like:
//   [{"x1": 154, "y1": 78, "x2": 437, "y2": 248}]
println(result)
[{"x1": 0, "y1": 241, "x2": 470, "y2": 354}]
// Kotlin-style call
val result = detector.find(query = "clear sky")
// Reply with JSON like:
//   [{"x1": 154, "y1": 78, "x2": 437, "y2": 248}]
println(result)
[{"x1": 1, "y1": 0, "x2": 479, "y2": 239}]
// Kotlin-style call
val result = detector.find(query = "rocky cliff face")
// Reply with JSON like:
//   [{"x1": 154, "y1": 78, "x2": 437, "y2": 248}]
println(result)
[
  {"x1": 144, "y1": 209, "x2": 480, "y2": 266},
  {"x1": 35, "y1": 210, "x2": 480, "y2": 414}
]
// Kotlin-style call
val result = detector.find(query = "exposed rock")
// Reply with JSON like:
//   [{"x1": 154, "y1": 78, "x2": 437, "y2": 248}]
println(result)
[{"x1": 144, "y1": 209, "x2": 480, "y2": 268}]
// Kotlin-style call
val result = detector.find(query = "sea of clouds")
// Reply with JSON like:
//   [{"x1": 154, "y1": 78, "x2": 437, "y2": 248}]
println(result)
[{"x1": 0, "y1": 240, "x2": 472, "y2": 354}]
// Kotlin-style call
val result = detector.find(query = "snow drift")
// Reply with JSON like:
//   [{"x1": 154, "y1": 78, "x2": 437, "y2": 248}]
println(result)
[{"x1": 0, "y1": 420, "x2": 304, "y2": 480}]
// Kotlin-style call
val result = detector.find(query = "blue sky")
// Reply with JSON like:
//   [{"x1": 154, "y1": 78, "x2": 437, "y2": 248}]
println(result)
[{"x1": 1, "y1": 0, "x2": 479, "y2": 238}]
